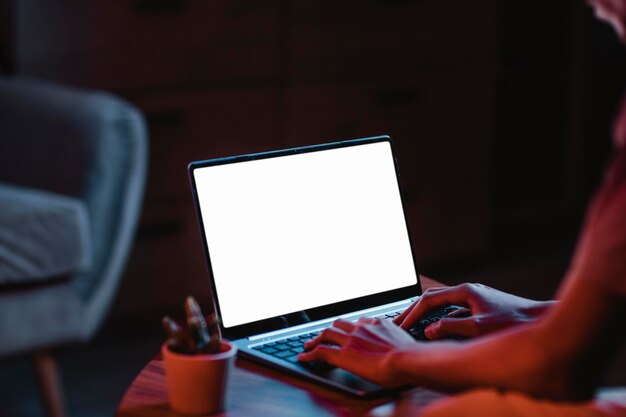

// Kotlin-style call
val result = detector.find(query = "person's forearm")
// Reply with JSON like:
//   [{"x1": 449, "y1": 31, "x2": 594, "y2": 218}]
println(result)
[
  {"x1": 390, "y1": 322, "x2": 560, "y2": 397},
  {"x1": 523, "y1": 299, "x2": 558, "y2": 317},
  {"x1": 389, "y1": 277, "x2": 625, "y2": 401}
]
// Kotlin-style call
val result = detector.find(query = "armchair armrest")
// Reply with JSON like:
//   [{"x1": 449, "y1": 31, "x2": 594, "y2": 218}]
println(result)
[{"x1": 0, "y1": 77, "x2": 148, "y2": 340}]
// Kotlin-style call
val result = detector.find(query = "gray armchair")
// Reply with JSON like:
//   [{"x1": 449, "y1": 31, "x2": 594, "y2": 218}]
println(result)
[{"x1": 0, "y1": 76, "x2": 147, "y2": 417}]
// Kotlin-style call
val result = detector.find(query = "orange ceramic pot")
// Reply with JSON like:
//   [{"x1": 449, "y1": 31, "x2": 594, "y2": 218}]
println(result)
[{"x1": 162, "y1": 341, "x2": 237, "y2": 415}]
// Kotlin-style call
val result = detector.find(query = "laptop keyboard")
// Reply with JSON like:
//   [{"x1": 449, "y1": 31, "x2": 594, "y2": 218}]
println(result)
[
  {"x1": 251, "y1": 305, "x2": 459, "y2": 366},
  {"x1": 252, "y1": 331, "x2": 322, "y2": 364}
]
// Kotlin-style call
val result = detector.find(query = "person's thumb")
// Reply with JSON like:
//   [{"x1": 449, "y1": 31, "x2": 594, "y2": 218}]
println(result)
[{"x1": 424, "y1": 317, "x2": 477, "y2": 340}]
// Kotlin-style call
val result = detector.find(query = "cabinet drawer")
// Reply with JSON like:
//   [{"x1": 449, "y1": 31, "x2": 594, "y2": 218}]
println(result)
[
  {"x1": 15, "y1": 0, "x2": 280, "y2": 90},
  {"x1": 133, "y1": 87, "x2": 280, "y2": 224},
  {"x1": 406, "y1": 190, "x2": 491, "y2": 266},
  {"x1": 284, "y1": 76, "x2": 494, "y2": 198},
  {"x1": 119, "y1": 201, "x2": 211, "y2": 316},
  {"x1": 288, "y1": 0, "x2": 497, "y2": 83}
]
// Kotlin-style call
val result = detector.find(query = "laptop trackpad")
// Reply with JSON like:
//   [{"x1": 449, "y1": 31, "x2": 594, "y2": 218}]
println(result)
[{"x1": 302, "y1": 364, "x2": 384, "y2": 396}]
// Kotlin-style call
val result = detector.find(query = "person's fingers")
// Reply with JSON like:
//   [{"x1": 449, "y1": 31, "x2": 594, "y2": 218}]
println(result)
[
  {"x1": 337, "y1": 318, "x2": 390, "y2": 350},
  {"x1": 304, "y1": 327, "x2": 349, "y2": 350},
  {"x1": 333, "y1": 319, "x2": 357, "y2": 332},
  {"x1": 357, "y1": 317, "x2": 378, "y2": 325},
  {"x1": 304, "y1": 318, "x2": 383, "y2": 352},
  {"x1": 393, "y1": 305, "x2": 411, "y2": 325},
  {"x1": 298, "y1": 344, "x2": 338, "y2": 364},
  {"x1": 393, "y1": 287, "x2": 447, "y2": 325},
  {"x1": 447, "y1": 307, "x2": 471, "y2": 318},
  {"x1": 424, "y1": 316, "x2": 478, "y2": 339},
  {"x1": 397, "y1": 285, "x2": 475, "y2": 330}
]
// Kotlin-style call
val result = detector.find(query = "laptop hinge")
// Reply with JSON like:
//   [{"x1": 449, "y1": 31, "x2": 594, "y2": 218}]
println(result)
[{"x1": 248, "y1": 298, "x2": 415, "y2": 342}]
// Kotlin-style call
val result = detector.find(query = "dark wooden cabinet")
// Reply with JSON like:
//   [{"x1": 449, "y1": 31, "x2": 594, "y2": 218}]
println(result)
[
  {"x1": 283, "y1": 74, "x2": 494, "y2": 264},
  {"x1": 13, "y1": 0, "x2": 281, "y2": 91},
  {"x1": 4, "y1": 0, "x2": 620, "y2": 317},
  {"x1": 287, "y1": 0, "x2": 496, "y2": 83},
  {"x1": 7, "y1": 0, "x2": 505, "y2": 315}
]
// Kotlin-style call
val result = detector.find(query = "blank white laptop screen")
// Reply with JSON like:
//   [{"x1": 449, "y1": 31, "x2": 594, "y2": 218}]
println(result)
[{"x1": 194, "y1": 141, "x2": 418, "y2": 328}]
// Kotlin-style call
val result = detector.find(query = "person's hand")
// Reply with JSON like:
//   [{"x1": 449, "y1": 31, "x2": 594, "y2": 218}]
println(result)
[
  {"x1": 393, "y1": 283, "x2": 555, "y2": 340},
  {"x1": 298, "y1": 317, "x2": 420, "y2": 387}
]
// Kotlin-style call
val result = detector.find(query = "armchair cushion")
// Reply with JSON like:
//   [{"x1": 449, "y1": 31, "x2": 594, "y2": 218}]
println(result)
[{"x1": 0, "y1": 182, "x2": 91, "y2": 286}]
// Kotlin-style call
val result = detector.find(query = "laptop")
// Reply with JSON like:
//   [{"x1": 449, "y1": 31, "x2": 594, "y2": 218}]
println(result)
[{"x1": 188, "y1": 135, "x2": 453, "y2": 397}]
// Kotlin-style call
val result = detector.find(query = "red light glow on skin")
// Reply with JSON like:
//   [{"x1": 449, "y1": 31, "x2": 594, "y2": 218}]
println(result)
[
  {"x1": 587, "y1": 0, "x2": 626, "y2": 42},
  {"x1": 615, "y1": 97, "x2": 626, "y2": 149}
]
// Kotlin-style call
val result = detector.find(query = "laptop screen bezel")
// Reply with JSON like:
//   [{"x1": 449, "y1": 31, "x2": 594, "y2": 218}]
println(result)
[{"x1": 188, "y1": 135, "x2": 423, "y2": 341}]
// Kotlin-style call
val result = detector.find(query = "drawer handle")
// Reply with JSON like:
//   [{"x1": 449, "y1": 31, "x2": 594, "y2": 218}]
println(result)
[{"x1": 131, "y1": 0, "x2": 188, "y2": 15}]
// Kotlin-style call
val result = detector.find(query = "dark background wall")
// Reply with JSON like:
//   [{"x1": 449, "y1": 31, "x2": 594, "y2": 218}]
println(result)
[{"x1": 1, "y1": 0, "x2": 625, "y2": 320}]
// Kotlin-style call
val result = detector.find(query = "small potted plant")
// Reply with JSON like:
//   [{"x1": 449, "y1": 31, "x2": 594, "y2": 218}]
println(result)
[{"x1": 161, "y1": 297, "x2": 236, "y2": 415}]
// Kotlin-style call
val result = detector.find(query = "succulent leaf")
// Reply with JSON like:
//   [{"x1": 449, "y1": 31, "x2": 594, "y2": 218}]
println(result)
[{"x1": 163, "y1": 297, "x2": 223, "y2": 355}]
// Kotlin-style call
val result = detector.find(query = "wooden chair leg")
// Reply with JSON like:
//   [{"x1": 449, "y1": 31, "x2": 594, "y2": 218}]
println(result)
[{"x1": 32, "y1": 350, "x2": 67, "y2": 417}]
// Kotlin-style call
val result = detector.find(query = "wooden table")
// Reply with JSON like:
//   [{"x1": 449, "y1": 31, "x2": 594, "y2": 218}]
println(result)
[{"x1": 116, "y1": 277, "x2": 449, "y2": 417}]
